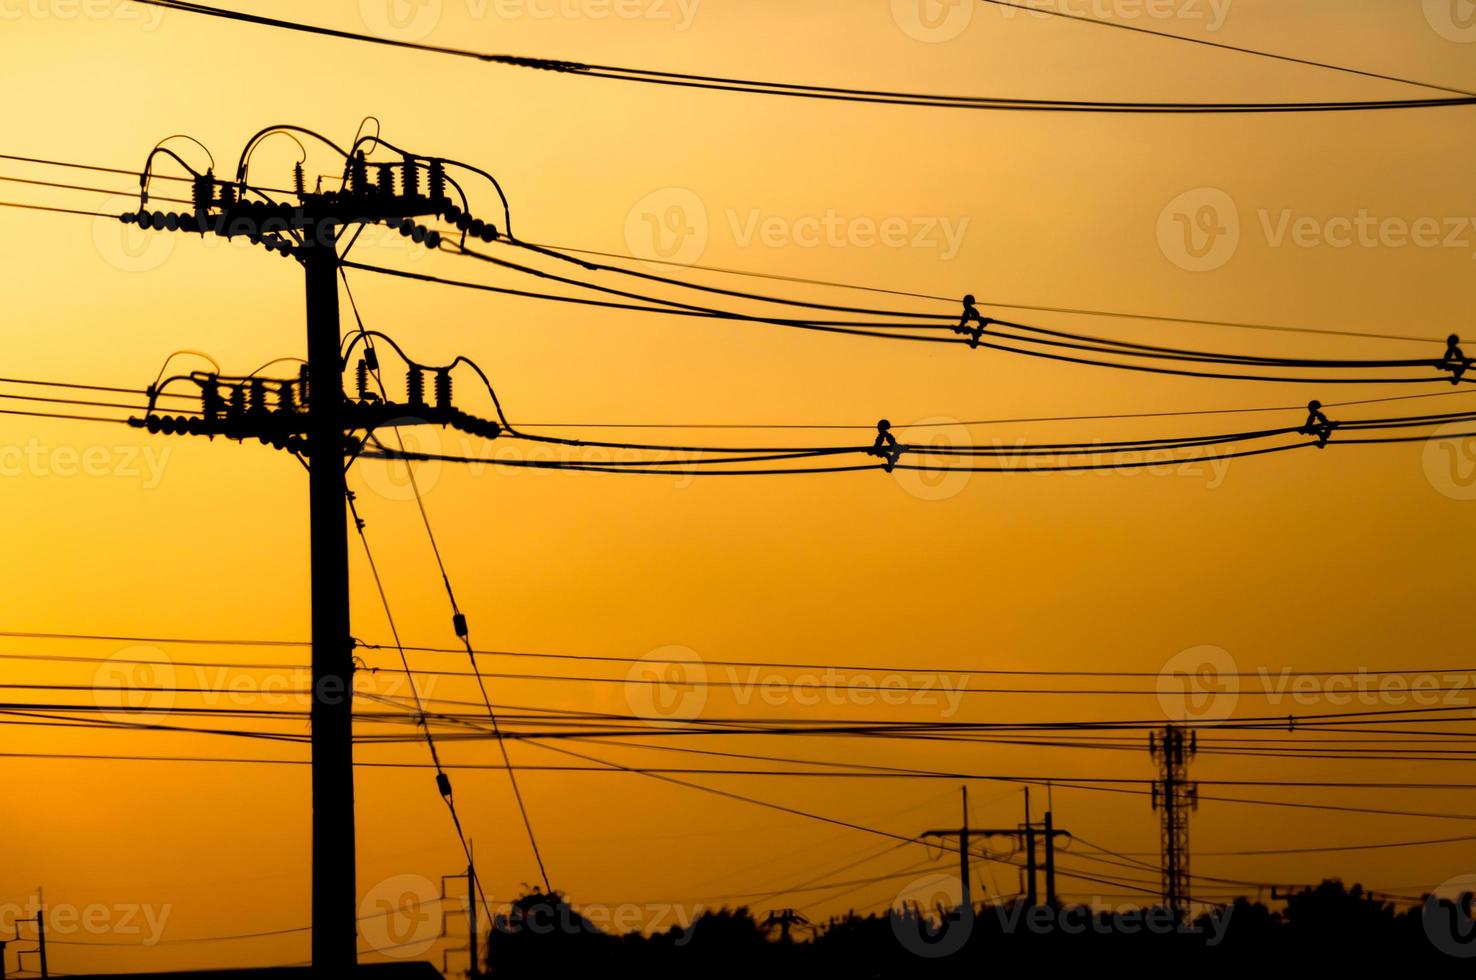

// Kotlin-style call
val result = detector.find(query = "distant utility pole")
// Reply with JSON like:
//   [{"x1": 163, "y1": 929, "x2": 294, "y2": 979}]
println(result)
[
  {"x1": 34, "y1": 905, "x2": 45, "y2": 980},
  {"x1": 1151, "y1": 724, "x2": 1198, "y2": 920},
  {"x1": 443, "y1": 847, "x2": 483, "y2": 980},
  {"x1": 468, "y1": 850, "x2": 480, "y2": 980},
  {"x1": 921, "y1": 786, "x2": 975, "y2": 917},
  {"x1": 963, "y1": 789, "x2": 1069, "y2": 908},
  {"x1": 126, "y1": 142, "x2": 505, "y2": 973},
  {"x1": 10, "y1": 891, "x2": 48, "y2": 980},
  {"x1": 1039, "y1": 807, "x2": 1069, "y2": 907}
]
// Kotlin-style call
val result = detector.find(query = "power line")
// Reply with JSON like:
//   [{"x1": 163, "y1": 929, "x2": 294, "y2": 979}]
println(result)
[
  {"x1": 0, "y1": 406, "x2": 133, "y2": 425},
  {"x1": 976, "y1": 0, "x2": 1476, "y2": 100},
  {"x1": 10, "y1": 627, "x2": 1476, "y2": 681},
  {"x1": 513, "y1": 238, "x2": 1444, "y2": 346},
  {"x1": 4, "y1": 175, "x2": 1455, "y2": 372},
  {"x1": 0, "y1": 173, "x2": 191, "y2": 206},
  {"x1": 345, "y1": 488, "x2": 487, "y2": 917},
  {"x1": 8, "y1": 146, "x2": 1399, "y2": 345},
  {"x1": 357, "y1": 251, "x2": 1461, "y2": 385},
  {"x1": 121, "y1": 1, "x2": 1476, "y2": 113},
  {"x1": 370, "y1": 387, "x2": 1476, "y2": 432},
  {"x1": 0, "y1": 199, "x2": 120, "y2": 220},
  {"x1": 3, "y1": 149, "x2": 1452, "y2": 350},
  {"x1": 0, "y1": 152, "x2": 289, "y2": 193}
]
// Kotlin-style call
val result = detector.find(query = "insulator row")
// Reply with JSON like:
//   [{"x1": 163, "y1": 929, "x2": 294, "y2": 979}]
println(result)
[
  {"x1": 138, "y1": 404, "x2": 502, "y2": 445},
  {"x1": 248, "y1": 378, "x2": 267, "y2": 414},
  {"x1": 406, "y1": 366, "x2": 425, "y2": 406},
  {"x1": 402, "y1": 154, "x2": 419, "y2": 198},
  {"x1": 142, "y1": 415, "x2": 197, "y2": 435},
  {"x1": 385, "y1": 217, "x2": 442, "y2": 249},
  {"x1": 201, "y1": 379, "x2": 224, "y2": 420},
  {"x1": 351, "y1": 152, "x2": 370, "y2": 194},
  {"x1": 261, "y1": 235, "x2": 295, "y2": 257},
  {"x1": 137, "y1": 414, "x2": 311, "y2": 454},
  {"x1": 123, "y1": 211, "x2": 299, "y2": 258},
  {"x1": 172, "y1": 173, "x2": 246, "y2": 213},
  {"x1": 125, "y1": 210, "x2": 192, "y2": 231},
  {"x1": 434, "y1": 368, "x2": 451, "y2": 411},
  {"x1": 451, "y1": 413, "x2": 502, "y2": 441},
  {"x1": 356, "y1": 359, "x2": 370, "y2": 399},
  {"x1": 197, "y1": 376, "x2": 302, "y2": 419},
  {"x1": 428, "y1": 160, "x2": 445, "y2": 202},
  {"x1": 449, "y1": 208, "x2": 499, "y2": 243},
  {"x1": 192, "y1": 172, "x2": 214, "y2": 216}
]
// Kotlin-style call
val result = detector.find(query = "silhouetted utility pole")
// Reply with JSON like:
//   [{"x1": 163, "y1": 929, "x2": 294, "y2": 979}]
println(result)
[
  {"x1": 34, "y1": 907, "x2": 45, "y2": 980},
  {"x1": 921, "y1": 786, "x2": 975, "y2": 916},
  {"x1": 1022, "y1": 789, "x2": 1036, "y2": 906},
  {"x1": 1041, "y1": 809, "x2": 1070, "y2": 906},
  {"x1": 125, "y1": 145, "x2": 504, "y2": 973},
  {"x1": 468, "y1": 846, "x2": 480, "y2": 980},
  {"x1": 1151, "y1": 724, "x2": 1198, "y2": 920},
  {"x1": 443, "y1": 850, "x2": 484, "y2": 979},
  {"x1": 300, "y1": 194, "x2": 358, "y2": 976},
  {"x1": 3, "y1": 895, "x2": 47, "y2": 980},
  {"x1": 968, "y1": 790, "x2": 1069, "y2": 907}
]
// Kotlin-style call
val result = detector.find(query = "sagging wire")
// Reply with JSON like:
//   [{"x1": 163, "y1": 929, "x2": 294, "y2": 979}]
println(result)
[
  {"x1": 339, "y1": 269, "x2": 555, "y2": 895},
  {"x1": 344, "y1": 489, "x2": 495, "y2": 924}
]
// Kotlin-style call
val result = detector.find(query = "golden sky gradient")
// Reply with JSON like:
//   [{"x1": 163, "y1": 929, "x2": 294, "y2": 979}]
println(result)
[{"x1": 3, "y1": 0, "x2": 1476, "y2": 972}]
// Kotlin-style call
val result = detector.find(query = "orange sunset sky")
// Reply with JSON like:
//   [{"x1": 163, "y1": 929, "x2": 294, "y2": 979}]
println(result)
[{"x1": 3, "y1": 0, "x2": 1476, "y2": 973}]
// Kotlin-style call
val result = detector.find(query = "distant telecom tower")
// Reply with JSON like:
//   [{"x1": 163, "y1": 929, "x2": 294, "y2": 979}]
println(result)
[{"x1": 1150, "y1": 724, "x2": 1197, "y2": 920}]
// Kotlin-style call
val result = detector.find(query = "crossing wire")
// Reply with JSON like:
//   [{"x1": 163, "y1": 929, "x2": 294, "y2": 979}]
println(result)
[
  {"x1": 344, "y1": 488, "x2": 490, "y2": 921},
  {"x1": 341, "y1": 269, "x2": 555, "y2": 896}
]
